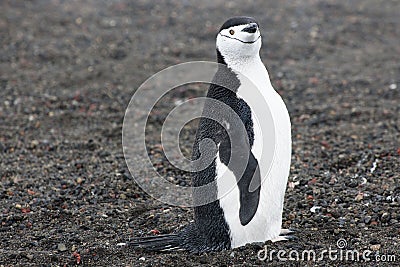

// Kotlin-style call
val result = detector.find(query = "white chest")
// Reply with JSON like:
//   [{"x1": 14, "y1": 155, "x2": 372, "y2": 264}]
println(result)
[
  {"x1": 216, "y1": 58, "x2": 292, "y2": 248},
  {"x1": 235, "y1": 60, "x2": 290, "y2": 168}
]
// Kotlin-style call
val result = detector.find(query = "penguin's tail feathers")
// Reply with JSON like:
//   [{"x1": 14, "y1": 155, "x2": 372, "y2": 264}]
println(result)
[{"x1": 129, "y1": 233, "x2": 183, "y2": 252}]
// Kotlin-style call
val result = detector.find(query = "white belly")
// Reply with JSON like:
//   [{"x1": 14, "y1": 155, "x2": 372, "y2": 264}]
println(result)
[{"x1": 216, "y1": 62, "x2": 291, "y2": 248}]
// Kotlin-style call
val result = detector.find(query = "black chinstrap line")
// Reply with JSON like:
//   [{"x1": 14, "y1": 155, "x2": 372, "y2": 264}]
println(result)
[{"x1": 219, "y1": 33, "x2": 261, "y2": 44}]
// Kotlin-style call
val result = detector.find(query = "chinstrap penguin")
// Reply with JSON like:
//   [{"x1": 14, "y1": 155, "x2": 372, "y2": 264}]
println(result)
[{"x1": 130, "y1": 16, "x2": 293, "y2": 253}]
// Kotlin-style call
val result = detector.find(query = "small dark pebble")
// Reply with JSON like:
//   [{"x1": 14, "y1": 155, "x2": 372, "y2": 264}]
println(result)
[
  {"x1": 346, "y1": 179, "x2": 358, "y2": 188},
  {"x1": 87, "y1": 139, "x2": 98, "y2": 150},
  {"x1": 198, "y1": 255, "x2": 208, "y2": 264},
  {"x1": 110, "y1": 49, "x2": 127, "y2": 60},
  {"x1": 299, "y1": 179, "x2": 308, "y2": 186},
  {"x1": 381, "y1": 212, "x2": 391, "y2": 223},
  {"x1": 364, "y1": 216, "x2": 372, "y2": 224},
  {"x1": 24, "y1": 254, "x2": 34, "y2": 260},
  {"x1": 30, "y1": 241, "x2": 39, "y2": 247},
  {"x1": 123, "y1": 172, "x2": 132, "y2": 180},
  {"x1": 370, "y1": 239, "x2": 380, "y2": 245},
  {"x1": 98, "y1": 150, "x2": 111, "y2": 157}
]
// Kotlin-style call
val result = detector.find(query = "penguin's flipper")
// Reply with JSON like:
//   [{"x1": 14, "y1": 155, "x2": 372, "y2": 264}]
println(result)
[
  {"x1": 129, "y1": 234, "x2": 182, "y2": 252},
  {"x1": 219, "y1": 119, "x2": 262, "y2": 226},
  {"x1": 237, "y1": 152, "x2": 261, "y2": 226}
]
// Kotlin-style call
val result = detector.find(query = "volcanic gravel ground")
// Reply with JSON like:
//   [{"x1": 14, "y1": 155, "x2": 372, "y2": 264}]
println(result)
[{"x1": 0, "y1": 0, "x2": 399, "y2": 266}]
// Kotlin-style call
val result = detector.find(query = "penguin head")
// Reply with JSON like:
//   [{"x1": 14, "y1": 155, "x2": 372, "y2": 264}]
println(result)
[{"x1": 216, "y1": 17, "x2": 262, "y2": 64}]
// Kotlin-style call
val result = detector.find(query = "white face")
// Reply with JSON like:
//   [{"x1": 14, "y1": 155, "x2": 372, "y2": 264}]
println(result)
[{"x1": 216, "y1": 23, "x2": 262, "y2": 63}]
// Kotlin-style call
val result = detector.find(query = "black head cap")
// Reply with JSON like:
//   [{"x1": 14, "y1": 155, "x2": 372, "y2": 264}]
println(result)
[{"x1": 219, "y1": 16, "x2": 258, "y2": 32}]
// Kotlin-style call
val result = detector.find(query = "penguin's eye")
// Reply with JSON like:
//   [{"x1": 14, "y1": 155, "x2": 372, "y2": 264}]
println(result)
[{"x1": 229, "y1": 29, "x2": 235, "y2": 35}]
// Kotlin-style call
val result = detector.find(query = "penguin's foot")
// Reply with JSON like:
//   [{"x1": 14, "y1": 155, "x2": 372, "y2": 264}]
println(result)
[
  {"x1": 279, "y1": 228, "x2": 296, "y2": 236},
  {"x1": 271, "y1": 235, "x2": 297, "y2": 242},
  {"x1": 271, "y1": 229, "x2": 297, "y2": 242}
]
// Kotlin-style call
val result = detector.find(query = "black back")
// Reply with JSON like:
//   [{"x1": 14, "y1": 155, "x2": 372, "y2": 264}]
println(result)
[{"x1": 188, "y1": 60, "x2": 262, "y2": 250}]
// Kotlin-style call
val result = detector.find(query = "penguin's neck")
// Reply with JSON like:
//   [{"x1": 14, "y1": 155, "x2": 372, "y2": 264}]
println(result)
[
  {"x1": 227, "y1": 54, "x2": 261, "y2": 73},
  {"x1": 217, "y1": 48, "x2": 262, "y2": 71},
  {"x1": 225, "y1": 54, "x2": 273, "y2": 92}
]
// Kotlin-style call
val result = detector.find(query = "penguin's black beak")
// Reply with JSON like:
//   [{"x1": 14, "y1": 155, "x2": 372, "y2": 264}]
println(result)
[{"x1": 242, "y1": 23, "x2": 258, "y2": 33}]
